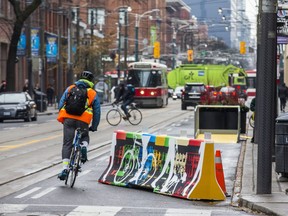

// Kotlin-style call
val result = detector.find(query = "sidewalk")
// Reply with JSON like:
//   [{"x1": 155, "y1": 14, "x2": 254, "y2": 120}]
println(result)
[
  {"x1": 37, "y1": 105, "x2": 59, "y2": 116},
  {"x1": 239, "y1": 128, "x2": 288, "y2": 216}
]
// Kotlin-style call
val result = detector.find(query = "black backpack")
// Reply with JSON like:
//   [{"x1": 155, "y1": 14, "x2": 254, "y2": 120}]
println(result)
[{"x1": 65, "y1": 85, "x2": 88, "y2": 116}]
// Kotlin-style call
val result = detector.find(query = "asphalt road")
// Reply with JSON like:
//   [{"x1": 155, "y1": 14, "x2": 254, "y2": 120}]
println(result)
[{"x1": 0, "y1": 99, "x2": 263, "y2": 215}]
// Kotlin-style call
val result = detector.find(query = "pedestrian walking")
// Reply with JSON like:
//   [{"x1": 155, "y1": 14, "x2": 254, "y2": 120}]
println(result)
[
  {"x1": 23, "y1": 79, "x2": 29, "y2": 92},
  {"x1": 278, "y1": 83, "x2": 288, "y2": 112},
  {"x1": 46, "y1": 84, "x2": 54, "y2": 106}
]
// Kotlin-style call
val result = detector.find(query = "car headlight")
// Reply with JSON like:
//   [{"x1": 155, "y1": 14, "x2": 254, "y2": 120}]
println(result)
[{"x1": 16, "y1": 105, "x2": 26, "y2": 110}]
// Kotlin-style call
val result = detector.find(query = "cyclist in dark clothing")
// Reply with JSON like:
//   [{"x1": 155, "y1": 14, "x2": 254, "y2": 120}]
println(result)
[{"x1": 114, "y1": 83, "x2": 135, "y2": 119}]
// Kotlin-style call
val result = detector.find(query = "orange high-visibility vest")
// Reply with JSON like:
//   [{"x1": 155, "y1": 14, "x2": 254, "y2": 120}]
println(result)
[{"x1": 57, "y1": 85, "x2": 97, "y2": 124}]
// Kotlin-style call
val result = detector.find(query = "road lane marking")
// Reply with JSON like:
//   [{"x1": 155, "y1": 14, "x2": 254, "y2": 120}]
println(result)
[
  {"x1": 0, "y1": 204, "x2": 28, "y2": 213},
  {"x1": 67, "y1": 206, "x2": 122, "y2": 216},
  {"x1": 0, "y1": 134, "x2": 61, "y2": 151},
  {"x1": 165, "y1": 208, "x2": 211, "y2": 215},
  {"x1": 15, "y1": 187, "x2": 41, "y2": 198},
  {"x1": 31, "y1": 187, "x2": 56, "y2": 199}
]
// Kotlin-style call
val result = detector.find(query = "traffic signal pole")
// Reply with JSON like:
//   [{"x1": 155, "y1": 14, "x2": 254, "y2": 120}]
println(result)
[{"x1": 256, "y1": 0, "x2": 277, "y2": 194}]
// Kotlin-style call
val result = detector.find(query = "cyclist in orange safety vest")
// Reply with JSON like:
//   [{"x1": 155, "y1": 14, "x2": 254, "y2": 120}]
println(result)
[{"x1": 57, "y1": 71, "x2": 101, "y2": 181}]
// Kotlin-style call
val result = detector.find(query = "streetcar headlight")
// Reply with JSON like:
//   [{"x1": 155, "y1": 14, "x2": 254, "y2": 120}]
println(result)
[
  {"x1": 150, "y1": 91, "x2": 155, "y2": 96},
  {"x1": 140, "y1": 90, "x2": 145, "y2": 95}
]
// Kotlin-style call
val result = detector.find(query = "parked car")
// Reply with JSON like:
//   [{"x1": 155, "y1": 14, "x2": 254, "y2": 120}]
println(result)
[
  {"x1": 172, "y1": 86, "x2": 184, "y2": 100},
  {"x1": 0, "y1": 92, "x2": 37, "y2": 122},
  {"x1": 181, "y1": 83, "x2": 207, "y2": 110},
  {"x1": 232, "y1": 84, "x2": 248, "y2": 101},
  {"x1": 218, "y1": 86, "x2": 239, "y2": 104}
]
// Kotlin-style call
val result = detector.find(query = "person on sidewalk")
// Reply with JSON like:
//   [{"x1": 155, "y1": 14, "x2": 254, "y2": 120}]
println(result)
[
  {"x1": 0, "y1": 80, "x2": 6, "y2": 92},
  {"x1": 278, "y1": 83, "x2": 288, "y2": 112},
  {"x1": 57, "y1": 71, "x2": 101, "y2": 181},
  {"x1": 46, "y1": 84, "x2": 54, "y2": 106},
  {"x1": 250, "y1": 97, "x2": 256, "y2": 143}
]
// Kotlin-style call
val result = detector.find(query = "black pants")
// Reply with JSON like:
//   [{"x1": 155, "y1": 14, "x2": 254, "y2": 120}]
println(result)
[
  {"x1": 280, "y1": 97, "x2": 286, "y2": 111},
  {"x1": 62, "y1": 118, "x2": 89, "y2": 159},
  {"x1": 121, "y1": 98, "x2": 134, "y2": 116}
]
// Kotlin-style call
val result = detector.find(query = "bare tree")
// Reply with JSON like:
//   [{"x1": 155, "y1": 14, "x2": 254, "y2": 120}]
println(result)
[{"x1": 6, "y1": 0, "x2": 42, "y2": 91}]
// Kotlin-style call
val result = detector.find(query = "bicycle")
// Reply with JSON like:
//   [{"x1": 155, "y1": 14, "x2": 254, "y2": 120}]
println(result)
[
  {"x1": 106, "y1": 102, "x2": 142, "y2": 126},
  {"x1": 249, "y1": 112, "x2": 255, "y2": 128},
  {"x1": 64, "y1": 128, "x2": 87, "y2": 188}
]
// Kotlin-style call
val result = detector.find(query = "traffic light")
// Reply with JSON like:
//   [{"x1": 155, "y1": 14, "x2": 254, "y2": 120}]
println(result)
[
  {"x1": 187, "y1": 49, "x2": 193, "y2": 62},
  {"x1": 240, "y1": 41, "x2": 246, "y2": 54},
  {"x1": 153, "y1": 41, "x2": 160, "y2": 59}
]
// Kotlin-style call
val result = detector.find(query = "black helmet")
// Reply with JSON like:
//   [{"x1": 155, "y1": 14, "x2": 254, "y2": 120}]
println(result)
[{"x1": 80, "y1": 71, "x2": 94, "y2": 82}]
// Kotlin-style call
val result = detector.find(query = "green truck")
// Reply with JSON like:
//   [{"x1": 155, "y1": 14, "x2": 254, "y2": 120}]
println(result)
[{"x1": 168, "y1": 64, "x2": 247, "y2": 89}]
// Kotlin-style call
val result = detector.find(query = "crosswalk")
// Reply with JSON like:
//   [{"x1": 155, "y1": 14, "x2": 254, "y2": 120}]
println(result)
[
  {"x1": 0, "y1": 204, "x2": 213, "y2": 216},
  {"x1": 13, "y1": 169, "x2": 92, "y2": 200}
]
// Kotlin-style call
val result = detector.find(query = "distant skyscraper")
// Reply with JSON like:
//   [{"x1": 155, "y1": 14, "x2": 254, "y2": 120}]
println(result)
[{"x1": 183, "y1": 0, "x2": 249, "y2": 48}]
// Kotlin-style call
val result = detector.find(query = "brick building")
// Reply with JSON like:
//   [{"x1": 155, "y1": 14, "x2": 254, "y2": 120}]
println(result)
[{"x1": 0, "y1": 0, "x2": 197, "y2": 98}]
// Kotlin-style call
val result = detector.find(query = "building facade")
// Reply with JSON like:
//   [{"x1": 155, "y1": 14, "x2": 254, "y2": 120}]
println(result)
[{"x1": 1, "y1": 0, "x2": 195, "y2": 97}]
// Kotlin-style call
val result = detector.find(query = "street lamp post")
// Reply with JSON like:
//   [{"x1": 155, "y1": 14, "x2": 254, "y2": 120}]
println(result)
[
  {"x1": 135, "y1": 9, "x2": 160, "y2": 62},
  {"x1": 172, "y1": 25, "x2": 176, "y2": 69},
  {"x1": 172, "y1": 23, "x2": 192, "y2": 69},
  {"x1": 117, "y1": 23, "x2": 121, "y2": 84}
]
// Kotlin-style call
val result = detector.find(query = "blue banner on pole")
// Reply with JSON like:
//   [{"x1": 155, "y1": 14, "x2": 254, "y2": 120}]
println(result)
[
  {"x1": 17, "y1": 29, "x2": 26, "y2": 56},
  {"x1": 46, "y1": 35, "x2": 58, "y2": 63},
  {"x1": 31, "y1": 28, "x2": 40, "y2": 56}
]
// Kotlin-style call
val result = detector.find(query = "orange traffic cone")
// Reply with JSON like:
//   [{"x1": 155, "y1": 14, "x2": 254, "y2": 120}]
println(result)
[{"x1": 215, "y1": 150, "x2": 229, "y2": 197}]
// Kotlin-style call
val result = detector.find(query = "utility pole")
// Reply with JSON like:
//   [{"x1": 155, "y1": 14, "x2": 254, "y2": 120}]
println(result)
[
  {"x1": 67, "y1": 7, "x2": 73, "y2": 85},
  {"x1": 124, "y1": 9, "x2": 128, "y2": 78},
  {"x1": 39, "y1": 0, "x2": 46, "y2": 112},
  {"x1": 90, "y1": 10, "x2": 94, "y2": 46},
  {"x1": 117, "y1": 23, "x2": 121, "y2": 84},
  {"x1": 256, "y1": 0, "x2": 277, "y2": 194},
  {"x1": 76, "y1": 7, "x2": 80, "y2": 47},
  {"x1": 57, "y1": 5, "x2": 63, "y2": 103},
  {"x1": 26, "y1": 9, "x2": 33, "y2": 97},
  {"x1": 135, "y1": 14, "x2": 139, "y2": 62},
  {"x1": 172, "y1": 25, "x2": 176, "y2": 69}
]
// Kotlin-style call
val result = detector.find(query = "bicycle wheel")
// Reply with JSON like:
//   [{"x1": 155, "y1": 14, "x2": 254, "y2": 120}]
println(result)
[
  {"x1": 106, "y1": 109, "x2": 122, "y2": 126},
  {"x1": 128, "y1": 108, "x2": 142, "y2": 125},
  {"x1": 69, "y1": 148, "x2": 81, "y2": 188},
  {"x1": 249, "y1": 115, "x2": 254, "y2": 128}
]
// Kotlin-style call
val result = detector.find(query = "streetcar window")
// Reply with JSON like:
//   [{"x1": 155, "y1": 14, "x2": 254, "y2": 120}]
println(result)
[{"x1": 127, "y1": 69, "x2": 162, "y2": 87}]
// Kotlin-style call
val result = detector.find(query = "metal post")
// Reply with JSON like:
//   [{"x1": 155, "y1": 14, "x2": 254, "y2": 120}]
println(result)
[
  {"x1": 67, "y1": 7, "x2": 73, "y2": 85},
  {"x1": 57, "y1": 6, "x2": 63, "y2": 104},
  {"x1": 26, "y1": 14, "x2": 33, "y2": 97},
  {"x1": 39, "y1": 1, "x2": 46, "y2": 112},
  {"x1": 124, "y1": 9, "x2": 128, "y2": 78},
  {"x1": 90, "y1": 10, "x2": 94, "y2": 46},
  {"x1": 117, "y1": 23, "x2": 121, "y2": 84},
  {"x1": 172, "y1": 26, "x2": 176, "y2": 69},
  {"x1": 135, "y1": 14, "x2": 139, "y2": 62},
  {"x1": 256, "y1": 0, "x2": 277, "y2": 194},
  {"x1": 76, "y1": 7, "x2": 80, "y2": 47}
]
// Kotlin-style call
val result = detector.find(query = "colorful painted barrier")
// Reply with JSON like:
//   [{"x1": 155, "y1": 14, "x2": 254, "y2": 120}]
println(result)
[{"x1": 98, "y1": 130, "x2": 226, "y2": 201}]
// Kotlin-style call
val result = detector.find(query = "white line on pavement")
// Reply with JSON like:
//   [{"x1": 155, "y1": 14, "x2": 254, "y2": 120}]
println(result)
[
  {"x1": 31, "y1": 187, "x2": 56, "y2": 199},
  {"x1": 15, "y1": 187, "x2": 41, "y2": 198}
]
